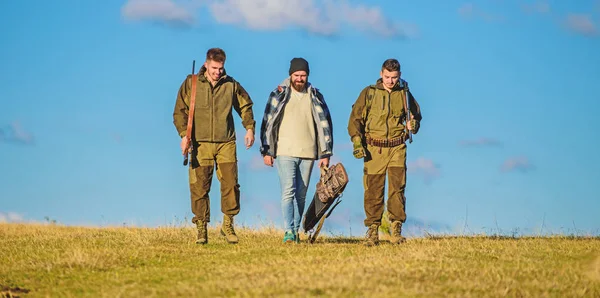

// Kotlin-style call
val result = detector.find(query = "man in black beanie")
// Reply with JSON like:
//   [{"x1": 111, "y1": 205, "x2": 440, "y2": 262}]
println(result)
[
  {"x1": 289, "y1": 57, "x2": 310, "y2": 77},
  {"x1": 259, "y1": 57, "x2": 334, "y2": 243}
]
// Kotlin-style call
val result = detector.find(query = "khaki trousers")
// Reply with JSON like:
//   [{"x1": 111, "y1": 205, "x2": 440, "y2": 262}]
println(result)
[
  {"x1": 362, "y1": 143, "x2": 407, "y2": 226},
  {"x1": 188, "y1": 140, "x2": 240, "y2": 224}
]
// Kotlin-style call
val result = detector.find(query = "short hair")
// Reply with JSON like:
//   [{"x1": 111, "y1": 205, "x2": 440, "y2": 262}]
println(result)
[
  {"x1": 206, "y1": 48, "x2": 226, "y2": 63},
  {"x1": 382, "y1": 59, "x2": 400, "y2": 72}
]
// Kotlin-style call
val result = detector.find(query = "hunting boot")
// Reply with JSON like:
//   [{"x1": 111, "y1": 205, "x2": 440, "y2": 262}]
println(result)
[
  {"x1": 364, "y1": 224, "x2": 380, "y2": 246},
  {"x1": 220, "y1": 214, "x2": 239, "y2": 244},
  {"x1": 195, "y1": 220, "x2": 208, "y2": 245},
  {"x1": 390, "y1": 220, "x2": 406, "y2": 244}
]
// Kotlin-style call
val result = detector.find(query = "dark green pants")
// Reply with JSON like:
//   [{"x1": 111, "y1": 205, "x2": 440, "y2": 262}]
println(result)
[
  {"x1": 188, "y1": 140, "x2": 240, "y2": 224},
  {"x1": 363, "y1": 143, "x2": 407, "y2": 226}
]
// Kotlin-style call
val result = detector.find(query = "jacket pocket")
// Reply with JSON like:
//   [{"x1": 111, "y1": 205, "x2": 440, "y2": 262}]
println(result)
[
  {"x1": 194, "y1": 84, "x2": 210, "y2": 108},
  {"x1": 390, "y1": 93, "x2": 405, "y2": 118}
]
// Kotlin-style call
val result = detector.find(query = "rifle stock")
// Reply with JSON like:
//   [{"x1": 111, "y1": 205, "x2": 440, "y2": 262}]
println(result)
[{"x1": 183, "y1": 60, "x2": 197, "y2": 166}]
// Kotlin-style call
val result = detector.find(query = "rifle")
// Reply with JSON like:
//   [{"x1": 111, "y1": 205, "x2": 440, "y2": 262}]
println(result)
[
  {"x1": 403, "y1": 82, "x2": 413, "y2": 144},
  {"x1": 183, "y1": 60, "x2": 198, "y2": 166}
]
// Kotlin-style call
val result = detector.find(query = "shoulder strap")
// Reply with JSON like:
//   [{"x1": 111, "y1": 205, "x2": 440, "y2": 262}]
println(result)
[
  {"x1": 185, "y1": 74, "x2": 198, "y2": 142},
  {"x1": 401, "y1": 80, "x2": 410, "y2": 118},
  {"x1": 183, "y1": 74, "x2": 198, "y2": 166},
  {"x1": 364, "y1": 85, "x2": 376, "y2": 118}
]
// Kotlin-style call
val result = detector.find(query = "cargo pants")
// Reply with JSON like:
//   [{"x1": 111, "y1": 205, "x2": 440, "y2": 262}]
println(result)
[
  {"x1": 188, "y1": 140, "x2": 240, "y2": 224},
  {"x1": 363, "y1": 142, "x2": 407, "y2": 226}
]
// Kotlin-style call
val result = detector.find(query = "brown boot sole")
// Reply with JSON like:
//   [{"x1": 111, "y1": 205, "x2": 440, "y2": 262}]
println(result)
[
  {"x1": 220, "y1": 229, "x2": 239, "y2": 244},
  {"x1": 391, "y1": 238, "x2": 406, "y2": 245},
  {"x1": 364, "y1": 240, "x2": 379, "y2": 247}
]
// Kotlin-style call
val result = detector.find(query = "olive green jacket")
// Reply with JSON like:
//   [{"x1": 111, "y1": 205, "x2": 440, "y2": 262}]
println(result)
[
  {"x1": 173, "y1": 66, "x2": 256, "y2": 143},
  {"x1": 347, "y1": 78, "x2": 422, "y2": 142}
]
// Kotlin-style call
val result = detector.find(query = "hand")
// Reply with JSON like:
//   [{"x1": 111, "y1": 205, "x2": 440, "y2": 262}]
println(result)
[
  {"x1": 181, "y1": 136, "x2": 189, "y2": 155},
  {"x1": 407, "y1": 118, "x2": 419, "y2": 134},
  {"x1": 263, "y1": 155, "x2": 274, "y2": 167},
  {"x1": 318, "y1": 157, "x2": 330, "y2": 168},
  {"x1": 245, "y1": 129, "x2": 255, "y2": 149},
  {"x1": 352, "y1": 137, "x2": 366, "y2": 159}
]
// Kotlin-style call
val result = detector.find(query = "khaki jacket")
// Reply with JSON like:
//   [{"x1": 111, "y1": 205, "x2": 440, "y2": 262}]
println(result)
[
  {"x1": 173, "y1": 66, "x2": 255, "y2": 143},
  {"x1": 347, "y1": 78, "x2": 422, "y2": 141}
]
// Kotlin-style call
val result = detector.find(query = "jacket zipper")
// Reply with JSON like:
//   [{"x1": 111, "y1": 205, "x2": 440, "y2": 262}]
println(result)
[{"x1": 210, "y1": 83, "x2": 214, "y2": 142}]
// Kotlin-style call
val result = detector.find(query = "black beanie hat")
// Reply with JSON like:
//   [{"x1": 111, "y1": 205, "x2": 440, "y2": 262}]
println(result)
[{"x1": 289, "y1": 57, "x2": 309, "y2": 75}]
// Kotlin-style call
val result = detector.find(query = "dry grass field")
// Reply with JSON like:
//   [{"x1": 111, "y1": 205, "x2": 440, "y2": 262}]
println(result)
[{"x1": 1, "y1": 223, "x2": 599, "y2": 297}]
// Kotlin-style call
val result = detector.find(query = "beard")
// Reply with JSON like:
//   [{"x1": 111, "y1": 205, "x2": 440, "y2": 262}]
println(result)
[{"x1": 291, "y1": 80, "x2": 306, "y2": 91}]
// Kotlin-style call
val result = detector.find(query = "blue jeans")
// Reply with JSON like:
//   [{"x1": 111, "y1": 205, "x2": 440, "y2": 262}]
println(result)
[{"x1": 275, "y1": 155, "x2": 315, "y2": 233}]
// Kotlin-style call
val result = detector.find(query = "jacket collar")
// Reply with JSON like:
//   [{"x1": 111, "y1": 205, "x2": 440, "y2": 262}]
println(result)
[
  {"x1": 198, "y1": 65, "x2": 229, "y2": 84},
  {"x1": 374, "y1": 78, "x2": 408, "y2": 91}
]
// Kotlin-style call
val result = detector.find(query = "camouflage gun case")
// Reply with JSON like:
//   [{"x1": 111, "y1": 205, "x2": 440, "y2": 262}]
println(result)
[{"x1": 302, "y1": 162, "x2": 349, "y2": 243}]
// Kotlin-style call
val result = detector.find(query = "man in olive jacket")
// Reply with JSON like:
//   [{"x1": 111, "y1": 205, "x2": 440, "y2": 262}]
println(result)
[
  {"x1": 173, "y1": 48, "x2": 256, "y2": 245},
  {"x1": 347, "y1": 58, "x2": 422, "y2": 246}
]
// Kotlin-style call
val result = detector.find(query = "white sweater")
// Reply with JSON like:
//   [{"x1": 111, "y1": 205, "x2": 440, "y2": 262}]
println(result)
[{"x1": 276, "y1": 87, "x2": 317, "y2": 159}]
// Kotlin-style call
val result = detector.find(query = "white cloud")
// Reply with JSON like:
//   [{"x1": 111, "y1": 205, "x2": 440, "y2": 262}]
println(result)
[
  {"x1": 458, "y1": 3, "x2": 474, "y2": 16},
  {"x1": 0, "y1": 212, "x2": 25, "y2": 223},
  {"x1": 564, "y1": 13, "x2": 598, "y2": 37},
  {"x1": 209, "y1": 0, "x2": 334, "y2": 34},
  {"x1": 500, "y1": 156, "x2": 535, "y2": 173},
  {"x1": 521, "y1": 1, "x2": 550, "y2": 14},
  {"x1": 121, "y1": 0, "x2": 418, "y2": 38},
  {"x1": 458, "y1": 3, "x2": 504, "y2": 22},
  {"x1": 121, "y1": 0, "x2": 197, "y2": 27},
  {"x1": 407, "y1": 157, "x2": 441, "y2": 184},
  {"x1": 111, "y1": 133, "x2": 124, "y2": 144},
  {"x1": 0, "y1": 121, "x2": 34, "y2": 145}
]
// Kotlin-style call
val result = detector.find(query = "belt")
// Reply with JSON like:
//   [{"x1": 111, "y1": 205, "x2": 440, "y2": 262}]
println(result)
[{"x1": 365, "y1": 134, "x2": 405, "y2": 148}]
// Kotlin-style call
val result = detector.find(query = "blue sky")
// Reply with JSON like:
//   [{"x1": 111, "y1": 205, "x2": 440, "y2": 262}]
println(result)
[{"x1": 1, "y1": 0, "x2": 599, "y2": 237}]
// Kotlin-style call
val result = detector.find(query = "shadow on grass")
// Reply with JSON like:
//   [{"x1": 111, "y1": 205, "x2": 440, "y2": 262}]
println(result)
[
  {"x1": 421, "y1": 234, "x2": 600, "y2": 241},
  {"x1": 1, "y1": 284, "x2": 31, "y2": 296},
  {"x1": 308, "y1": 237, "x2": 416, "y2": 246},
  {"x1": 310, "y1": 237, "x2": 363, "y2": 244}
]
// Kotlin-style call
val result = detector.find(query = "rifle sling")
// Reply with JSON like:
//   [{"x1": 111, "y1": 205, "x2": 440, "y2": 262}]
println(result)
[{"x1": 186, "y1": 75, "x2": 198, "y2": 143}]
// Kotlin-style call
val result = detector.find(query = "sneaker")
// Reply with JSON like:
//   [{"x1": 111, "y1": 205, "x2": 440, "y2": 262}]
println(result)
[
  {"x1": 283, "y1": 231, "x2": 295, "y2": 243},
  {"x1": 294, "y1": 231, "x2": 300, "y2": 244}
]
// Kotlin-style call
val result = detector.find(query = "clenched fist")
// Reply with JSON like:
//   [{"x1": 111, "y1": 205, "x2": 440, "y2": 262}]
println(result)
[{"x1": 407, "y1": 119, "x2": 420, "y2": 134}]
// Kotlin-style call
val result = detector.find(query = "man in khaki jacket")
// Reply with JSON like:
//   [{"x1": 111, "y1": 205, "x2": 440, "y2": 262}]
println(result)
[
  {"x1": 173, "y1": 48, "x2": 256, "y2": 245},
  {"x1": 347, "y1": 58, "x2": 422, "y2": 246}
]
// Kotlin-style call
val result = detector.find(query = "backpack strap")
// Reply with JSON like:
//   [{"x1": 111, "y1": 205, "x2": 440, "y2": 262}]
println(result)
[{"x1": 363, "y1": 85, "x2": 376, "y2": 120}]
